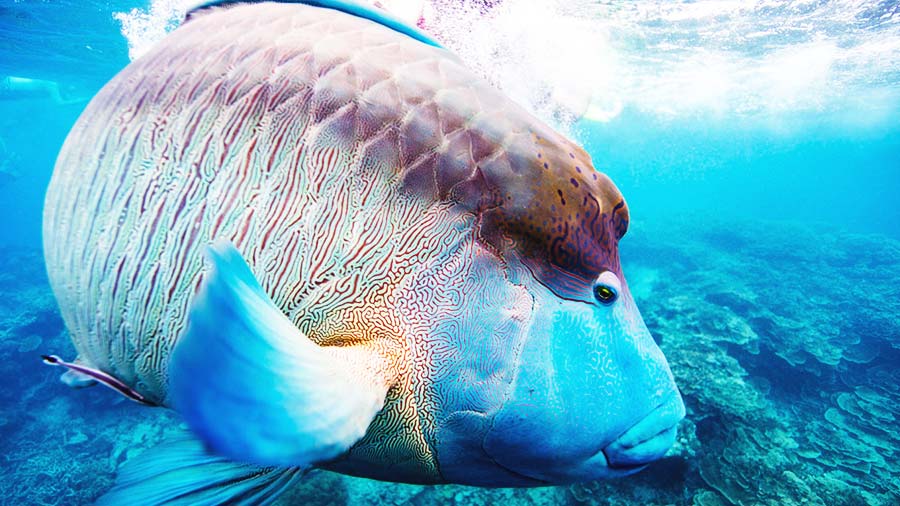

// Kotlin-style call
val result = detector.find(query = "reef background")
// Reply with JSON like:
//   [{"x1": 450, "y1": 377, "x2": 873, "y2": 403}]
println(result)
[
  {"x1": 3, "y1": 217, "x2": 898, "y2": 505},
  {"x1": 1, "y1": 1, "x2": 899, "y2": 505}
]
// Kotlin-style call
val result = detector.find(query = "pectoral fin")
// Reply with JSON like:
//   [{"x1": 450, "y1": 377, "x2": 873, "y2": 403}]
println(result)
[
  {"x1": 169, "y1": 240, "x2": 394, "y2": 467},
  {"x1": 96, "y1": 432, "x2": 303, "y2": 506}
]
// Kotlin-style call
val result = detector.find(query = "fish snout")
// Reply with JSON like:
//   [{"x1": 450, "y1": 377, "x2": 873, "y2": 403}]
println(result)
[{"x1": 601, "y1": 392, "x2": 685, "y2": 470}]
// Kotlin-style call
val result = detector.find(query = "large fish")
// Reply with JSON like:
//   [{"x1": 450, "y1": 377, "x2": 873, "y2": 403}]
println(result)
[{"x1": 43, "y1": 1, "x2": 684, "y2": 503}]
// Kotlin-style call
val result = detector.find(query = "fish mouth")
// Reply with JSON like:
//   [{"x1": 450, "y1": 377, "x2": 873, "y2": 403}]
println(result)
[{"x1": 601, "y1": 393, "x2": 685, "y2": 470}]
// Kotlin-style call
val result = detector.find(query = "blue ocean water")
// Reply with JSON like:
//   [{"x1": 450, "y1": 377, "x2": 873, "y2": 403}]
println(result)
[{"x1": 1, "y1": 0, "x2": 899, "y2": 505}]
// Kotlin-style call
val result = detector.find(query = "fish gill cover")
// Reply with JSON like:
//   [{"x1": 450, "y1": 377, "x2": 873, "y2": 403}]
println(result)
[{"x1": 0, "y1": 0, "x2": 899, "y2": 505}]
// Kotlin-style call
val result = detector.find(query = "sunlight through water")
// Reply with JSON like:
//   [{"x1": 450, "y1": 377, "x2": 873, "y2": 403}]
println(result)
[{"x1": 114, "y1": 0, "x2": 900, "y2": 131}]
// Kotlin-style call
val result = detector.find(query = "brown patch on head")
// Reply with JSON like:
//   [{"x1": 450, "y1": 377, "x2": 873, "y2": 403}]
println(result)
[{"x1": 438, "y1": 122, "x2": 630, "y2": 299}]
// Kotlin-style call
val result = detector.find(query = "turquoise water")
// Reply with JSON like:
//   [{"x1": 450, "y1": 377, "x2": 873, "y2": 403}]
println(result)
[{"x1": 2, "y1": 0, "x2": 899, "y2": 505}]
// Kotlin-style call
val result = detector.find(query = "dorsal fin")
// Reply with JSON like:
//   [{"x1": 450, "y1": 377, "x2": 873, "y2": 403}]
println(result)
[{"x1": 187, "y1": 0, "x2": 443, "y2": 48}]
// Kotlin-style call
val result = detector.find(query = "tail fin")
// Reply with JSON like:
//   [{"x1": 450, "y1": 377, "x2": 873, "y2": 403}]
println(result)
[{"x1": 96, "y1": 433, "x2": 304, "y2": 506}]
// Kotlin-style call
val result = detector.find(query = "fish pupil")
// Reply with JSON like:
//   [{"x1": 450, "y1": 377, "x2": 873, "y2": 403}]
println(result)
[{"x1": 594, "y1": 285, "x2": 617, "y2": 304}]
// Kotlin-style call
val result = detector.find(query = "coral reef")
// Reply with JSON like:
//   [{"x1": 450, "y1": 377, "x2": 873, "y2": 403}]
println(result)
[
  {"x1": 614, "y1": 218, "x2": 900, "y2": 506},
  {"x1": 0, "y1": 218, "x2": 898, "y2": 505}
]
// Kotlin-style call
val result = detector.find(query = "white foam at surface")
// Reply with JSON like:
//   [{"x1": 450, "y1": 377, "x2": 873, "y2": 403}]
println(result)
[
  {"x1": 114, "y1": 0, "x2": 900, "y2": 129},
  {"x1": 422, "y1": 0, "x2": 618, "y2": 133},
  {"x1": 114, "y1": 0, "x2": 194, "y2": 61},
  {"x1": 114, "y1": 0, "x2": 429, "y2": 61}
]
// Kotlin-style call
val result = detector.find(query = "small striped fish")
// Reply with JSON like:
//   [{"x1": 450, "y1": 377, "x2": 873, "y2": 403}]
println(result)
[{"x1": 43, "y1": 1, "x2": 683, "y2": 503}]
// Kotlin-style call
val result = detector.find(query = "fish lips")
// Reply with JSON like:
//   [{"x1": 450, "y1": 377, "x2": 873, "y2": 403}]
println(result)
[
  {"x1": 600, "y1": 392, "x2": 686, "y2": 470},
  {"x1": 477, "y1": 392, "x2": 686, "y2": 484}
]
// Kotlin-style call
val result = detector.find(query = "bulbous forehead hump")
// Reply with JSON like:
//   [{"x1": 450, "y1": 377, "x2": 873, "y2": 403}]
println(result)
[{"x1": 443, "y1": 122, "x2": 630, "y2": 288}]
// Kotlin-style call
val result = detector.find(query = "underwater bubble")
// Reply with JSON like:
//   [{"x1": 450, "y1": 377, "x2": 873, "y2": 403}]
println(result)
[{"x1": 114, "y1": 0, "x2": 192, "y2": 61}]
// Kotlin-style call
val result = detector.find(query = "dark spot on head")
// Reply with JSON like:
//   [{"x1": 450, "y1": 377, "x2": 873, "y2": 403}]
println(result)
[
  {"x1": 569, "y1": 153, "x2": 575, "y2": 158},
  {"x1": 570, "y1": 178, "x2": 579, "y2": 188},
  {"x1": 543, "y1": 163, "x2": 549, "y2": 169},
  {"x1": 537, "y1": 153, "x2": 542, "y2": 158},
  {"x1": 592, "y1": 173, "x2": 598, "y2": 180},
  {"x1": 575, "y1": 166, "x2": 582, "y2": 173}
]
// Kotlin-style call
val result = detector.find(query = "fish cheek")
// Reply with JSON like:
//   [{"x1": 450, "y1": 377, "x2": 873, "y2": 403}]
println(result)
[
  {"x1": 481, "y1": 296, "x2": 621, "y2": 481},
  {"x1": 482, "y1": 289, "x2": 680, "y2": 484},
  {"x1": 423, "y1": 245, "x2": 544, "y2": 483}
]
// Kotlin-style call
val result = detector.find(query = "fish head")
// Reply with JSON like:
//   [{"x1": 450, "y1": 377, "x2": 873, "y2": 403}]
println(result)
[
  {"x1": 435, "y1": 127, "x2": 684, "y2": 485},
  {"x1": 476, "y1": 258, "x2": 685, "y2": 485}
]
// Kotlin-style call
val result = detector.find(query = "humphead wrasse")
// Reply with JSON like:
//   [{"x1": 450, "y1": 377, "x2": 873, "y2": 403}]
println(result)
[{"x1": 42, "y1": 1, "x2": 684, "y2": 503}]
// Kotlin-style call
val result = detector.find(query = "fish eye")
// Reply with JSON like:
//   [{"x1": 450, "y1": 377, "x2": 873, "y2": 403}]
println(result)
[
  {"x1": 593, "y1": 271, "x2": 621, "y2": 305},
  {"x1": 593, "y1": 284, "x2": 618, "y2": 305}
]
